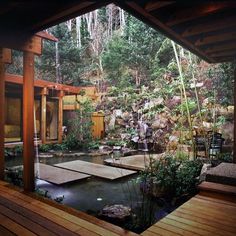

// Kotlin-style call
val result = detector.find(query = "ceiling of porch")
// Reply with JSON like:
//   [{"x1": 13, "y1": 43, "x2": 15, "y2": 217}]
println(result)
[{"x1": 0, "y1": 0, "x2": 236, "y2": 63}]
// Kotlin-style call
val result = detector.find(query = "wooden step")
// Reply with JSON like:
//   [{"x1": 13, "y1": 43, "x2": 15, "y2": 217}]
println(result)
[{"x1": 198, "y1": 181, "x2": 236, "y2": 203}]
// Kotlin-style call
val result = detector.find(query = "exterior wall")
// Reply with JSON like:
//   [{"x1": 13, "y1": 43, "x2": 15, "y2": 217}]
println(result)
[{"x1": 92, "y1": 112, "x2": 105, "y2": 139}]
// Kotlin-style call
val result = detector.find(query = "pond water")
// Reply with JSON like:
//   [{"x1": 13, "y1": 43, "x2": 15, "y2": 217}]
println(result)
[{"x1": 5, "y1": 153, "x2": 172, "y2": 233}]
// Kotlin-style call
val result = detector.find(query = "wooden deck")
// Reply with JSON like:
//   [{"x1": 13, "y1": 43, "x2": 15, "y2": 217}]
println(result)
[
  {"x1": 142, "y1": 194, "x2": 236, "y2": 236},
  {"x1": 0, "y1": 180, "x2": 236, "y2": 236},
  {"x1": 0, "y1": 181, "x2": 137, "y2": 236}
]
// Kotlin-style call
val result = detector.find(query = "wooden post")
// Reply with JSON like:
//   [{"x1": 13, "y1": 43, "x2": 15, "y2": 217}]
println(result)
[
  {"x1": 0, "y1": 48, "x2": 5, "y2": 180},
  {"x1": 41, "y1": 88, "x2": 47, "y2": 144},
  {"x1": 58, "y1": 91, "x2": 64, "y2": 143},
  {"x1": 234, "y1": 68, "x2": 236, "y2": 163},
  {"x1": 23, "y1": 51, "x2": 35, "y2": 191}
]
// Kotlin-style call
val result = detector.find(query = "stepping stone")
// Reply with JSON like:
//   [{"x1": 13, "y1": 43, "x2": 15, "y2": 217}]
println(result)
[
  {"x1": 35, "y1": 163, "x2": 90, "y2": 185},
  {"x1": 104, "y1": 154, "x2": 164, "y2": 171},
  {"x1": 206, "y1": 163, "x2": 236, "y2": 186},
  {"x1": 55, "y1": 160, "x2": 136, "y2": 180}
]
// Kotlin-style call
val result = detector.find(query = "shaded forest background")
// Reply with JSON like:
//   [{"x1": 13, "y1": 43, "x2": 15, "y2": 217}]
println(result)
[{"x1": 7, "y1": 4, "x2": 235, "y2": 151}]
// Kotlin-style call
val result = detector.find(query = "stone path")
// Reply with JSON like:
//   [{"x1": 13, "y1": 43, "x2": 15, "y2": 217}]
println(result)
[
  {"x1": 104, "y1": 154, "x2": 164, "y2": 171},
  {"x1": 36, "y1": 163, "x2": 90, "y2": 185},
  {"x1": 55, "y1": 160, "x2": 136, "y2": 180}
]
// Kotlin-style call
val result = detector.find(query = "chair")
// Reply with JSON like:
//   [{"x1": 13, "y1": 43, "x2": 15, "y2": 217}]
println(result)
[{"x1": 208, "y1": 131, "x2": 225, "y2": 158}]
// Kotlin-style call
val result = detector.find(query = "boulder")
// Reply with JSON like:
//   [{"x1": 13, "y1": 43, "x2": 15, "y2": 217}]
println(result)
[{"x1": 99, "y1": 205, "x2": 131, "y2": 220}]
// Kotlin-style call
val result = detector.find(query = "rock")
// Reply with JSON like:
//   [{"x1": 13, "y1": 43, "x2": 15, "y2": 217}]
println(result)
[
  {"x1": 115, "y1": 118, "x2": 126, "y2": 127},
  {"x1": 220, "y1": 122, "x2": 234, "y2": 144},
  {"x1": 99, "y1": 205, "x2": 131, "y2": 220},
  {"x1": 152, "y1": 113, "x2": 169, "y2": 129},
  {"x1": 108, "y1": 114, "x2": 116, "y2": 130},
  {"x1": 114, "y1": 109, "x2": 122, "y2": 117},
  {"x1": 190, "y1": 82, "x2": 204, "y2": 88},
  {"x1": 121, "y1": 111, "x2": 130, "y2": 121},
  {"x1": 166, "y1": 96, "x2": 181, "y2": 109}
]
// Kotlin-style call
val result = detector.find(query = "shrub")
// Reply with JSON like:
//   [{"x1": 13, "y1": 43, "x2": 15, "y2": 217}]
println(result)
[
  {"x1": 39, "y1": 144, "x2": 52, "y2": 152},
  {"x1": 139, "y1": 154, "x2": 203, "y2": 200}
]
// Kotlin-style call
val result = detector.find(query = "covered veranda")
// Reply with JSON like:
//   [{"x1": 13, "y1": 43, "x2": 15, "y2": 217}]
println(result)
[{"x1": 0, "y1": 1, "x2": 235, "y2": 235}]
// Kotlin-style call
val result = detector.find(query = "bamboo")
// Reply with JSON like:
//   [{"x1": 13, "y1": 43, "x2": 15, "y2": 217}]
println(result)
[
  {"x1": 171, "y1": 41, "x2": 194, "y2": 154},
  {"x1": 0, "y1": 48, "x2": 5, "y2": 180}
]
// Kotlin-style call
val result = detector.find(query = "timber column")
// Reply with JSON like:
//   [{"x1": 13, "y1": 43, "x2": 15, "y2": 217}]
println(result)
[
  {"x1": 0, "y1": 48, "x2": 5, "y2": 180},
  {"x1": 58, "y1": 91, "x2": 64, "y2": 143},
  {"x1": 23, "y1": 51, "x2": 35, "y2": 191},
  {"x1": 234, "y1": 68, "x2": 236, "y2": 163},
  {"x1": 41, "y1": 87, "x2": 47, "y2": 144}
]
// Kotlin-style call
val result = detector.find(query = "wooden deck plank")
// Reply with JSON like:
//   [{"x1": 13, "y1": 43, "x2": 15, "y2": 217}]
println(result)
[
  {"x1": 0, "y1": 225, "x2": 15, "y2": 236},
  {"x1": 143, "y1": 194, "x2": 236, "y2": 236},
  {"x1": 0, "y1": 213, "x2": 37, "y2": 236},
  {"x1": 0, "y1": 203, "x2": 57, "y2": 236},
  {"x1": 180, "y1": 204, "x2": 236, "y2": 225},
  {"x1": 193, "y1": 195, "x2": 236, "y2": 207},
  {"x1": 184, "y1": 199, "x2": 236, "y2": 221},
  {"x1": 36, "y1": 163, "x2": 91, "y2": 184},
  {"x1": 175, "y1": 207, "x2": 236, "y2": 229},
  {"x1": 172, "y1": 211, "x2": 236, "y2": 235},
  {"x1": 0, "y1": 195, "x2": 79, "y2": 236},
  {"x1": 166, "y1": 213, "x2": 235, "y2": 236},
  {"x1": 55, "y1": 160, "x2": 137, "y2": 180},
  {"x1": 141, "y1": 230, "x2": 162, "y2": 236},
  {"x1": 160, "y1": 217, "x2": 214, "y2": 236},
  {"x1": 0, "y1": 185, "x2": 118, "y2": 236},
  {"x1": 153, "y1": 221, "x2": 198, "y2": 236},
  {"x1": 148, "y1": 224, "x2": 181, "y2": 236},
  {"x1": 0, "y1": 184, "x2": 137, "y2": 236}
]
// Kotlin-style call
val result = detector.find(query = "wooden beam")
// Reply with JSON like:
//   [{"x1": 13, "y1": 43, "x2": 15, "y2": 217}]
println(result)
[
  {"x1": 211, "y1": 56, "x2": 236, "y2": 63},
  {"x1": 205, "y1": 42, "x2": 236, "y2": 54},
  {"x1": 182, "y1": 16, "x2": 236, "y2": 37},
  {"x1": 58, "y1": 91, "x2": 64, "y2": 143},
  {"x1": 120, "y1": 1, "x2": 214, "y2": 62},
  {"x1": 3, "y1": 49, "x2": 12, "y2": 64},
  {"x1": 0, "y1": 35, "x2": 42, "y2": 55},
  {"x1": 35, "y1": 31, "x2": 58, "y2": 42},
  {"x1": 5, "y1": 73, "x2": 81, "y2": 94},
  {"x1": 234, "y1": 67, "x2": 236, "y2": 163},
  {"x1": 0, "y1": 48, "x2": 5, "y2": 180},
  {"x1": 195, "y1": 31, "x2": 236, "y2": 46},
  {"x1": 41, "y1": 88, "x2": 47, "y2": 144},
  {"x1": 166, "y1": 2, "x2": 236, "y2": 26},
  {"x1": 208, "y1": 49, "x2": 236, "y2": 58},
  {"x1": 144, "y1": 1, "x2": 175, "y2": 12},
  {"x1": 23, "y1": 51, "x2": 35, "y2": 192}
]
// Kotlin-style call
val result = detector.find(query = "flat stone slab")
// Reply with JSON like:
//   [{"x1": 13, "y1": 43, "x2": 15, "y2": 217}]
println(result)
[
  {"x1": 104, "y1": 154, "x2": 164, "y2": 171},
  {"x1": 206, "y1": 163, "x2": 236, "y2": 186},
  {"x1": 36, "y1": 163, "x2": 90, "y2": 185},
  {"x1": 55, "y1": 160, "x2": 136, "y2": 180}
]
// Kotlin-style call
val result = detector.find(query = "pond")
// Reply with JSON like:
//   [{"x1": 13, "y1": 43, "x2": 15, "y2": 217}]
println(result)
[{"x1": 5, "y1": 153, "x2": 173, "y2": 233}]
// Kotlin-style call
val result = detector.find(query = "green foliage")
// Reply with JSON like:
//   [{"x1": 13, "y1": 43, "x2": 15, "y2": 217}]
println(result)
[
  {"x1": 66, "y1": 99, "x2": 94, "y2": 150},
  {"x1": 140, "y1": 155, "x2": 203, "y2": 199},
  {"x1": 106, "y1": 139, "x2": 126, "y2": 147},
  {"x1": 87, "y1": 140, "x2": 100, "y2": 150},
  {"x1": 13, "y1": 145, "x2": 23, "y2": 156},
  {"x1": 103, "y1": 15, "x2": 165, "y2": 88},
  {"x1": 5, "y1": 167, "x2": 23, "y2": 187},
  {"x1": 208, "y1": 63, "x2": 235, "y2": 106},
  {"x1": 39, "y1": 144, "x2": 52, "y2": 152}
]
